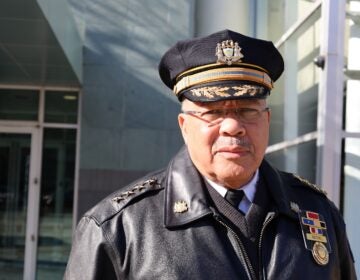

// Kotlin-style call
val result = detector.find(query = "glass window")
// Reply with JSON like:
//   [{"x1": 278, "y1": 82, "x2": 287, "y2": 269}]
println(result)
[
  {"x1": 0, "y1": 89, "x2": 39, "y2": 121},
  {"x1": 36, "y1": 128, "x2": 76, "y2": 279},
  {"x1": 343, "y1": 3, "x2": 360, "y2": 275},
  {"x1": 258, "y1": 0, "x2": 321, "y2": 42},
  {"x1": 267, "y1": 7, "x2": 321, "y2": 145},
  {"x1": 344, "y1": 0, "x2": 360, "y2": 114},
  {"x1": 343, "y1": 138, "x2": 360, "y2": 276},
  {"x1": 0, "y1": 133, "x2": 31, "y2": 278},
  {"x1": 265, "y1": 140, "x2": 317, "y2": 183},
  {"x1": 344, "y1": 0, "x2": 360, "y2": 134},
  {"x1": 345, "y1": 81, "x2": 360, "y2": 132},
  {"x1": 44, "y1": 91, "x2": 78, "y2": 124},
  {"x1": 268, "y1": 72, "x2": 285, "y2": 144}
]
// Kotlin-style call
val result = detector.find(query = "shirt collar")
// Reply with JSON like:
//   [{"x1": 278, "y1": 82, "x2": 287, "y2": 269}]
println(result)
[{"x1": 205, "y1": 169, "x2": 259, "y2": 203}]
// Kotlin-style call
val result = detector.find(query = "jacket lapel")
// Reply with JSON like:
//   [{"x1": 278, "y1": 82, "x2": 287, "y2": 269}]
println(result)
[
  {"x1": 164, "y1": 147, "x2": 213, "y2": 228},
  {"x1": 260, "y1": 160, "x2": 298, "y2": 220}
]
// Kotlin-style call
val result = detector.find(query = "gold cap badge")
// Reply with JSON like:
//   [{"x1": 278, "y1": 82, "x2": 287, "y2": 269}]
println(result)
[
  {"x1": 216, "y1": 40, "x2": 244, "y2": 65},
  {"x1": 312, "y1": 241, "x2": 329, "y2": 265},
  {"x1": 173, "y1": 200, "x2": 189, "y2": 213}
]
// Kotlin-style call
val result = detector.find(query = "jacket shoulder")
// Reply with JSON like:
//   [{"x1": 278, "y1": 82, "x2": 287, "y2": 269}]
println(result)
[
  {"x1": 84, "y1": 169, "x2": 165, "y2": 225},
  {"x1": 281, "y1": 171, "x2": 327, "y2": 197}
]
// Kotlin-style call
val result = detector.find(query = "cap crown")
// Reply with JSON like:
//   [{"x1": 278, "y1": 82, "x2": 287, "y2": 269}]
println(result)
[{"x1": 159, "y1": 29, "x2": 284, "y2": 91}]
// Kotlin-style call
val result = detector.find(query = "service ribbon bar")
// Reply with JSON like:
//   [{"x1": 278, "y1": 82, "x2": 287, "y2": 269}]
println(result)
[{"x1": 298, "y1": 210, "x2": 332, "y2": 254}]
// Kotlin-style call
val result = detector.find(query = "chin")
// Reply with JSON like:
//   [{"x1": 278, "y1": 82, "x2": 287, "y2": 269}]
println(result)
[
  {"x1": 215, "y1": 161, "x2": 258, "y2": 184},
  {"x1": 221, "y1": 157, "x2": 257, "y2": 171},
  {"x1": 218, "y1": 168, "x2": 251, "y2": 183}
]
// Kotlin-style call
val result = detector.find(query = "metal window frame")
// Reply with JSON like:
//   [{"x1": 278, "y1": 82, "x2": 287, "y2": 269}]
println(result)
[
  {"x1": 274, "y1": 0, "x2": 322, "y2": 49},
  {"x1": 0, "y1": 84, "x2": 81, "y2": 279},
  {"x1": 266, "y1": 1, "x2": 322, "y2": 171},
  {"x1": 266, "y1": 131, "x2": 318, "y2": 154},
  {"x1": 266, "y1": 0, "x2": 347, "y2": 207},
  {"x1": 316, "y1": 0, "x2": 346, "y2": 207},
  {"x1": 0, "y1": 126, "x2": 42, "y2": 280}
]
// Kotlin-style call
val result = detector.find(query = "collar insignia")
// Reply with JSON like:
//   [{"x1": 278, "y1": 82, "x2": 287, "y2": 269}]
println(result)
[
  {"x1": 290, "y1": 201, "x2": 300, "y2": 213},
  {"x1": 216, "y1": 40, "x2": 244, "y2": 65},
  {"x1": 173, "y1": 200, "x2": 189, "y2": 213}
]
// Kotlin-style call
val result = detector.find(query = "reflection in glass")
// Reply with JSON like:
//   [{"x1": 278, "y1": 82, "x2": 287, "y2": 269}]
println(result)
[
  {"x1": 0, "y1": 89, "x2": 39, "y2": 121},
  {"x1": 37, "y1": 129, "x2": 76, "y2": 279},
  {"x1": 44, "y1": 91, "x2": 78, "y2": 124},
  {"x1": 263, "y1": 0, "x2": 321, "y2": 43},
  {"x1": 265, "y1": 140, "x2": 317, "y2": 183},
  {"x1": 343, "y1": 138, "x2": 360, "y2": 276},
  {"x1": 0, "y1": 133, "x2": 31, "y2": 278},
  {"x1": 265, "y1": 4, "x2": 321, "y2": 145},
  {"x1": 345, "y1": 80, "x2": 360, "y2": 133}
]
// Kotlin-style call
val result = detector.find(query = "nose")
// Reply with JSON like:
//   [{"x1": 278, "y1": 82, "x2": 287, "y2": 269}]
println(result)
[{"x1": 218, "y1": 117, "x2": 246, "y2": 137}]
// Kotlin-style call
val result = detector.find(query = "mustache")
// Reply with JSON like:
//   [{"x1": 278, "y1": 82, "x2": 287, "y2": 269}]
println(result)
[{"x1": 213, "y1": 137, "x2": 251, "y2": 149}]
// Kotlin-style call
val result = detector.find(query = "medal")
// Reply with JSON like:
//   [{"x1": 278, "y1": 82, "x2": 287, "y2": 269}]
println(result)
[
  {"x1": 297, "y1": 209, "x2": 331, "y2": 265},
  {"x1": 312, "y1": 242, "x2": 329, "y2": 265}
]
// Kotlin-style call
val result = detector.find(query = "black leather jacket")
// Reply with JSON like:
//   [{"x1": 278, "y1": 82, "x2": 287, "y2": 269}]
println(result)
[{"x1": 64, "y1": 147, "x2": 356, "y2": 280}]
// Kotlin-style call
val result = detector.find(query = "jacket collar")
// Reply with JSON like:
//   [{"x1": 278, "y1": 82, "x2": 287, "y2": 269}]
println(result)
[
  {"x1": 164, "y1": 146, "x2": 298, "y2": 228},
  {"x1": 259, "y1": 160, "x2": 298, "y2": 220},
  {"x1": 164, "y1": 147, "x2": 213, "y2": 228}
]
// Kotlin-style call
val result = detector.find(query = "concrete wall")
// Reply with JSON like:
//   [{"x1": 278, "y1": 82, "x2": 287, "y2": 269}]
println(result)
[
  {"x1": 67, "y1": 0, "x2": 194, "y2": 219},
  {"x1": 195, "y1": 0, "x2": 252, "y2": 36}
]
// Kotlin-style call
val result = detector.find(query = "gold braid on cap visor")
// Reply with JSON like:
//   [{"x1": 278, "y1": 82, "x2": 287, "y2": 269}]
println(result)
[{"x1": 173, "y1": 67, "x2": 273, "y2": 96}]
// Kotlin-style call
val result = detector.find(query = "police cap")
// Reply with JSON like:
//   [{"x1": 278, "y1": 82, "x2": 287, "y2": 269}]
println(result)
[{"x1": 158, "y1": 29, "x2": 284, "y2": 102}]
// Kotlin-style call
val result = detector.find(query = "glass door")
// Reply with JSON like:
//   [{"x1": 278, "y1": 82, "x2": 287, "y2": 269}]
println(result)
[{"x1": 0, "y1": 128, "x2": 41, "y2": 280}]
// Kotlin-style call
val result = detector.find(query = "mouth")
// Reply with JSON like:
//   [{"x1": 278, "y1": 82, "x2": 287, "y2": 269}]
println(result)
[
  {"x1": 214, "y1": 146, "x2": 250, "y2": 159},
  {"x1": 212, "y1": 137, "x2": 252, "y2": 159}
]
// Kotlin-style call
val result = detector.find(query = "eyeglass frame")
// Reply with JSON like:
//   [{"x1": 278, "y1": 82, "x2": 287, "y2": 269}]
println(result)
[{"x1": 181, "y1": 107, "x2": 270, "y2": 125}]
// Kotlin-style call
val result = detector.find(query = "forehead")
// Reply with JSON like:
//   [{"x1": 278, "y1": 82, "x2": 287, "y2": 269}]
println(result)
[{"x1": 183, "y1": 99, "x2": 266, "y2": 109}]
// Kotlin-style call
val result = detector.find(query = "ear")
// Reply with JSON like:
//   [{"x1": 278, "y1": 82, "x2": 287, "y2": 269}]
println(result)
[
  {"x1": 178, "y1": 113, "x2": 188, "y2": 145},
  {"x1": 266, "y1": 108, "x2": 271, "y2": 124}
]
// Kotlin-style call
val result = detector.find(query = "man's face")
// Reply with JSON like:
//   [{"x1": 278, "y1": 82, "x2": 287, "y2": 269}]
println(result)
[{"x1": 178, "y1": 98, "x2": 271, "y2": 189}]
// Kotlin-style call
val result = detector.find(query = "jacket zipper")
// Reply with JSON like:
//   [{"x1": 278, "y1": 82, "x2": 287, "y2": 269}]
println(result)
[
  {"x1": 258, "y1": 212, "x2": 277, "y2": 280},
  {"x1": 214, "y1": 215, "x2": 257, "y2": 280}
]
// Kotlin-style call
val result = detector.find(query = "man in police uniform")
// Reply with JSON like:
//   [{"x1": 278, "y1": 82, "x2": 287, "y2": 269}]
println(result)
[{"x1": 64, "y1": 30, "x2": 356, "y2": 279}]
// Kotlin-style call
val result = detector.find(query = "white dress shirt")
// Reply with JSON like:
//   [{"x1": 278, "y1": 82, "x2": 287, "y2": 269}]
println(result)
[{"x1": 205, "y1": 170, "x2": 259, "y2": 214}]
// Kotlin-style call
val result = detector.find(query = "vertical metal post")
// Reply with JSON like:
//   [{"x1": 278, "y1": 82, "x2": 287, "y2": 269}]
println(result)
[
  {"x1": 316, "y1": 0, "x2": 346, "y2": 207},
  {"x1": 24, "y1": 127, "x2": 43, "y2": 280},
  {"x1": 73, "y1": 90, "x2": 82, "y2": 227},
  {"x1": 283, "y1": 2, "x2": 298, "y2": 173}
]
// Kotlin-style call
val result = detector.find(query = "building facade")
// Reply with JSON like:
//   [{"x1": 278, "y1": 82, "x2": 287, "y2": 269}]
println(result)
[{"x1": 0, "y1": 0, "x2": 359, "y2": 279}]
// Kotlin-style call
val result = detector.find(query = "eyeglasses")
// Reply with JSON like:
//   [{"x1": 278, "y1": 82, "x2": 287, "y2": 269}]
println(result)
[{"x1": 182, "y1": 107, "x2": 270, "y2": 125}]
